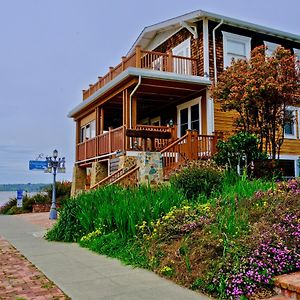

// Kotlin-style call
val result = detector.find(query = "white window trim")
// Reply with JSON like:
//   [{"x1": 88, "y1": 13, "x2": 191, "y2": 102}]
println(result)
[
  {"x1": 222, "y1": 31, "x2": 251, "y2": 68},
  {"x1": 172, "y1": 38, "x2": 191, "y2": 57},
  {"x1": 177, "y1": 97, "x2": 202, "y2": 137},
  {"x1": 264, "y1": 41, "x2": 279, "y2": 57},
  {"x1": 284, "y1": 106, "x2": 298, "y2": 140},
  {"x1": 206, "y1": 90, "x2": 214, "y2": 135},
  {"x1": 294, "y1": 48, "x2": 300, "y2": 60},
  {"x1": 278, "y1": 154, "x2": 300, "y2": 178}
]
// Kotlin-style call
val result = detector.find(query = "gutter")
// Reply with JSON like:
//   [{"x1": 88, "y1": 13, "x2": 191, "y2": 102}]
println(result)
[{"x1": 213, "y1": 19, "x2": 224, "y2": 83}]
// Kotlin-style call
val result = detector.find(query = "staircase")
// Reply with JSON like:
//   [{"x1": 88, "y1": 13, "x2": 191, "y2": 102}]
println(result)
[
  {"x1": 90, "y1": 164, "x2": 139, "y2": 189},
  {"x1": 160, "y1": 130, "x2": 217, "y2": 179}
]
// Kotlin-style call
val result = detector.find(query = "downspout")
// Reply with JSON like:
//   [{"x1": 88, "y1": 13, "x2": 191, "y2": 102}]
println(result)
[
  {"x1": 129, "y1": 75, "x2": 142, "y2": 147},
  {"x1": 213, "y1": 19, "x2": 224, "y2": 83}
]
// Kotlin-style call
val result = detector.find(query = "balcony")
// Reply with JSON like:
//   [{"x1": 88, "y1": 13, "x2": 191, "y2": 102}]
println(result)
[{"x1": 82, "y1": 46, "x2": 198, "y2": 100}]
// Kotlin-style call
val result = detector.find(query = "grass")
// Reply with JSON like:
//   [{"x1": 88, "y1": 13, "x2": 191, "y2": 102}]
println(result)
[{"x1": 46, "y1": 172, "x2": 297, "y2": 299}]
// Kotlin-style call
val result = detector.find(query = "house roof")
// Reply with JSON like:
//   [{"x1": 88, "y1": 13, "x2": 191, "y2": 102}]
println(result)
[
  {"x1": 127, "y1": 9, "x2": 300, "y2": 54},
  {"x1": 68, "y1": 67, "x2": 211, "y2": 118}
]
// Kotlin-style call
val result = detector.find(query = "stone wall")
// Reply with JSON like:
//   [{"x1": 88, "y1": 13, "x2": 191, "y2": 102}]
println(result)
[
  {"x1": 90, "y1": 161, "x2": 108, "y2": 187},
  {"x1": 70, "y1": 165, "x2": 86, "y2": 197},
  {"x1": 136, "y1": 152, "x2": 163, "y2": 185}
]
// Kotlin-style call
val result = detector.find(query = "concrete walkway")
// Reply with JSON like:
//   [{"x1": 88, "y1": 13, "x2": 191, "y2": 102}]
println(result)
[{"x1": 0, "y1": 215, "x2": 210, "y2": 300}]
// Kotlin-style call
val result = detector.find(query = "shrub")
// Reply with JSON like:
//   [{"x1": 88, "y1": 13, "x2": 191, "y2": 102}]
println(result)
[
  {"x1": 214, "y1": 132, "x2": 267, "y2": 174},
  {"x1": 170, "y1": 160, "x2": 224, "y2": 199}
]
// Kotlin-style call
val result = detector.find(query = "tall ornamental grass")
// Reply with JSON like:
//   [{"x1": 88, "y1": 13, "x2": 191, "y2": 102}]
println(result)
[{"x1": 46, "y1": 185, "x2": 185, "y2": 242}]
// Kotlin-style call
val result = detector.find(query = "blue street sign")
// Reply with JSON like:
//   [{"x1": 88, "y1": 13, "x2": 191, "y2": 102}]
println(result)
[
  {"x1": 16, "y1": 190, "x2": 23, "y2": 208},
  {"x1": 29, "y1": 160, "x2": 48, "y2": 170}
]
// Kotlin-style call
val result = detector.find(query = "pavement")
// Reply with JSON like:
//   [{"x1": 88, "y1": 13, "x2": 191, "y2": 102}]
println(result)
[{"x1": 0, "y1": 213, "x2": 210, "y2": 300}]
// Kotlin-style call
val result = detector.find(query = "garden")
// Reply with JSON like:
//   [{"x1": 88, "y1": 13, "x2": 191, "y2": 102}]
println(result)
[{"x1": 46, "y1": 157, "x2": 300, "y2": 299}]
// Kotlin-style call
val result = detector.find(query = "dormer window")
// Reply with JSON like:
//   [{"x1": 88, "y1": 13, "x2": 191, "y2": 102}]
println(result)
[
  {"x1": 264, "y1": 41, "x2": 279, "y2": 57},
  {"x1": 222, "y1": 31, "x2": 251, "y2": 68}
]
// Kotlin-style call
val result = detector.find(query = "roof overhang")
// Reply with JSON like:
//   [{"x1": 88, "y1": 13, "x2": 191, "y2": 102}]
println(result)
[
  {"x1": 128, "y1": 9, "x2": 300, "y2": 55},
  {"x1": 68, "y1": 67, "x2": 211, "y2": 118}
]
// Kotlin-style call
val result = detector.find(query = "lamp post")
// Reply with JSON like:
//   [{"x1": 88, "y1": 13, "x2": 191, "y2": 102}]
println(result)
[{"x1": 46, "y1": 150, "x2": 65, "y2": 220}]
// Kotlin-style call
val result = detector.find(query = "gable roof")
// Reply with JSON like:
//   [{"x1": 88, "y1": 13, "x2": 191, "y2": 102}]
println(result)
[{"x1": 128, "y1": 9, "x2": 300, "y2": 55}]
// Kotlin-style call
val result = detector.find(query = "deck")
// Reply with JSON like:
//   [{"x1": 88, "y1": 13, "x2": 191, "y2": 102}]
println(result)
[{"x1": 82, "y1": 46, "x2": 198, "y2": 100}]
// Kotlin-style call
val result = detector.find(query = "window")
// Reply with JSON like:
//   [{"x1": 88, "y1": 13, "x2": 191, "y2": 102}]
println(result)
[
  {"x1": 284, "y1": 108, "x2": 297, "y2": 139},
  {"x1": 172, "y1": 38, "x2": 191, "y2": 75},
  {"x1": 80, "y1": 120, "x2": 96, "y2": 142},
  {"x1": 222, "y1": 31, "x2": 251, "y2": 68},
  {"x1": 177, "y1": 98, "x2": 201, "y2": 137},
  {"x1": 264, "y1": 41, "x2": 279, "y2": 57}
]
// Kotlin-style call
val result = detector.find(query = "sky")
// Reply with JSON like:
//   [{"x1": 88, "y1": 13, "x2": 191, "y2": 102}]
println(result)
[{"x1": 0, "y1": 0, "x2": 299, "y2": 184}]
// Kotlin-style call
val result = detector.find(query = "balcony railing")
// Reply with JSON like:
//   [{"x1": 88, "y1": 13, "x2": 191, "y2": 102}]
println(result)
[{"x1": 82, "y1": 46, "x2": 198, "y2": 100}]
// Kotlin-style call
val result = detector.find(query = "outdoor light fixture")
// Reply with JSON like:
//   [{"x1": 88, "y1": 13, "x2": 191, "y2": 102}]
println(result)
[
  {"x1": 46, "y1": 150, "x2": 66, "y2": 220},
  {"x1": 169, "y1": 119, "x2": 174, "y2": 127}
]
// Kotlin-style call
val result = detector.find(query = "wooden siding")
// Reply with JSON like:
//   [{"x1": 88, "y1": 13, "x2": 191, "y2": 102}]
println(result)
[{"x1": 79, "y1": 111, "x2": 96, "y2": 127}]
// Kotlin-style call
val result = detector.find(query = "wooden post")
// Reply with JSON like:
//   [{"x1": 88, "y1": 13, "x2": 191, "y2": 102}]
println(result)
[
  {"x1": 109, "y1": 67, "x2": 114, "y2": 80},
  {"x1": 135, "y1": 45, "x2": 141, "y2": 68},
  {"x1": 108, "y1": 127, "x2": 112, "y2": 153},
  {"x1": 191, "y1": 130, "x2": 198, "y2": 160},
  {"x1": 121, "y1": 56, "x2": 127, "y2": 71},
  {"x1": 132, "y1": 96, "x2": 137, "y2": 129},
  {"x1": 99, "y1": 107, "x2": 104, "y2": 135},
  {"x1": 167, "y1": 51, "x2": 173, "y2": 72},
  {"x1": 186, "y1": 129, "x2": 192, "y2": 160}
]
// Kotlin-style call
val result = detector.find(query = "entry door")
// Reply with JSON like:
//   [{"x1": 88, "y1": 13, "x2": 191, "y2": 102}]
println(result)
[
  {"x1": 177, "y1": 98, "x2": 201, "y2": 137},
  {"x1": 172, "y1": 38, "x2": 191, "y2": 75}
]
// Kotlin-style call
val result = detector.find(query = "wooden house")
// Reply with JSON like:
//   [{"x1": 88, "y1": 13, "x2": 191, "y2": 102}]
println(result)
[{"x1": 68, "y1": 10, "x2": 300, "y2": 194}]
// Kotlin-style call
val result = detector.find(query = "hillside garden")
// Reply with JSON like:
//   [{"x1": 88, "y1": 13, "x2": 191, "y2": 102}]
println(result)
[{"x1": 46, "y1": 158, "x2": 300, "y2": 299}]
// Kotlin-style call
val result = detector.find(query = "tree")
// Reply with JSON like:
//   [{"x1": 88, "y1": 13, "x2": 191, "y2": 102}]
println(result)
[{"x1": 211, "y1": 46, "x2": 300, "y2": 159}]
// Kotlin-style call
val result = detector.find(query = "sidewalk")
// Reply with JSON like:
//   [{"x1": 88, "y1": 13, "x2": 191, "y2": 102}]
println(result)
[{"x1": 0, "y1": 214, "x2": 210, "y2": 300}]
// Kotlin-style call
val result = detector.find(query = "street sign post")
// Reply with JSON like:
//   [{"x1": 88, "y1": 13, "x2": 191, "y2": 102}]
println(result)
[{"x1": 16, "y1": 190, "x2": 23, "y2": 208}]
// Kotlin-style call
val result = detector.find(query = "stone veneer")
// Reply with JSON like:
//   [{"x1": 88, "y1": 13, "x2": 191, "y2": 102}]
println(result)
[{"x1": 136, "y1": 152, "x2": 163, "y2": 185}]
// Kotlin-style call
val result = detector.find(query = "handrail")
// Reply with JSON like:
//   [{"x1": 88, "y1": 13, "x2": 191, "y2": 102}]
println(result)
[
  {"x1": 90, "y1": 164, "x2": 137, "y2": 189},
  {"x1": 160, "y1": 133, "x2": 188, "y2": 153},
  {"x1": 111, "y1": 165, "x2": 139, "y2": 186}
]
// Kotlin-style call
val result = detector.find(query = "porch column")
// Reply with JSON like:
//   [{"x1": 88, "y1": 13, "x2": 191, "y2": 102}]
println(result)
[
  {"x1": 132, "y1": 96, "x2": 137, "y2": 129},
  {"x1": 75, "y1": 120, "x2": 80, "y2": 161},
  {"x1": 99, "y1": 107, "x2": 104, "y2": 134},
  {"x1": 123, "y1": 89, "x2": 130, "y2": 149}
]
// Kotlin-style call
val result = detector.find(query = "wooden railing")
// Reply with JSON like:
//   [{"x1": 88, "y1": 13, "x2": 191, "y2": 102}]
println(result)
[
  {"x1": 134, "y1": 124, "x2": 177, "y2": 151},
  {"x1": 160, "y1": 130, "x2": 217, "y2": 176},
  {"x1": 82, "y1": 46, "x2": 198, "y2": 100},
  {"x1": 90, "y1": 164, "x2": 138, "y2": 189},
  {"x1": 77, "y1": 125, "x2": 125, "y2": 162}
]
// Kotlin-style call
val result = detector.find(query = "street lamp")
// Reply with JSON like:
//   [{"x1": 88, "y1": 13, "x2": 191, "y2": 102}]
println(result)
[{"x1": 46, "y1": 149, "x2": 65, "y2": 220}]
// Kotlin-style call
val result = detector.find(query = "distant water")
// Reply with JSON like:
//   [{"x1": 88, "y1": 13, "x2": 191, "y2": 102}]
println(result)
[{"x1": 0, "y1": 191, "x2": 38, "y2": 207}]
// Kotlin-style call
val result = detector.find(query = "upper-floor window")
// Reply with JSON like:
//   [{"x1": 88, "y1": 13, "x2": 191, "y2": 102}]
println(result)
[
  {"x1": 264, "y1": 41, "x2": 279, "y2": 57},
  {"x1": 222, "y1": 31, "x2": 251, "y2": 68},
  {"x1": 284, "y1": 107, "x2": 298, "y2": 139},
  {"x1": 172, "y1": 38, "x2": 191, "y2": 75},
  {"x1": 80, "y1": 120, "x2": 96, "y2": 142}
]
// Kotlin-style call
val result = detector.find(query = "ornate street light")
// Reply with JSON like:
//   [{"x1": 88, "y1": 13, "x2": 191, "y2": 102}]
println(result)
[{"x1": 46, "y1": 150, "x2": 65, "y2": 220}]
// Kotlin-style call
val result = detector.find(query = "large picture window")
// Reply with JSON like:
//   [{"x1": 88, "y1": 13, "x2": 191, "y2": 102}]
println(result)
[
  {"x1": 284, "y1": 108, "x2": 297, "y2": 139},
  {"x1": 222, "y1": 31, "x2": 251, "y2": 68}
]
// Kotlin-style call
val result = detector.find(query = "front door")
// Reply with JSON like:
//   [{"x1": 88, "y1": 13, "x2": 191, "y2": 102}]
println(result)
[{"x1": 177, "y1": 98, "x2": 201, "y2": 137}]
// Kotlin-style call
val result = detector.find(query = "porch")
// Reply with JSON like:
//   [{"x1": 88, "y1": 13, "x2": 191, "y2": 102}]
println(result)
[{"x1": 76, "y1": 124, "x2": 218, "y2": 165}]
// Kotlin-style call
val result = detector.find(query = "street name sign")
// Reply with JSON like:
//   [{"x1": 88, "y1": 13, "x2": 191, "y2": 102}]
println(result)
[{"x1": 29, "y1": 160, "x2": 48, "y2": 170}]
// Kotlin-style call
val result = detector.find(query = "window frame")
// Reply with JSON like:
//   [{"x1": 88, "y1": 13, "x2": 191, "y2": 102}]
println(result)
[
  {"x1": 264, "y1": 41, "x2": 279, "y2": 57},
  {"x1": 177, "y1": 97, "x2": 202, "y2": 137},
  {"x1": 284, "y1": 106, "x2": 298, "y2": 140},
  {"x1": 222, "y1": 31, "x2": 251, "y2": 68},
  {"x1": 80, "y1": 119, "x2": 96, "y2": 142}
]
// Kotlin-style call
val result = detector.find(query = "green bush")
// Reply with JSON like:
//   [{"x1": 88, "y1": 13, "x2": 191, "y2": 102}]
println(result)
[
  {"x1": 170, "y1": 160, "x2": 224, "y2": 199},
  {"x1": 214, "y1": 132, "x2": 267, "y2": 172}
]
